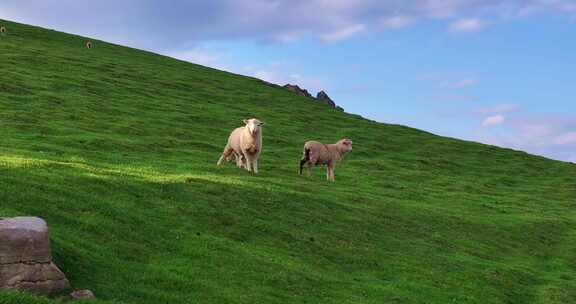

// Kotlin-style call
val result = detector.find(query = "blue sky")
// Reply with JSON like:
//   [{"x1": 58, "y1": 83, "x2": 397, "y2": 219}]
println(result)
[{"x1": 1, "y1": 1, "x2": 575, "y2": 162}]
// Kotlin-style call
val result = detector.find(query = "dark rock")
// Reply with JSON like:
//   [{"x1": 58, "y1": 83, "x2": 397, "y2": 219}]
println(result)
[
  {"x1": 336, "y1": 106, "x2": 345, "y2": 112},
  {"x1": 283, "y1": 84, "x2": 313, "y2": 98},
  {"x1": 316, "y1": 90, "x2": 336, "y2": 108},
  {"x1": 0, "y1": 217, "x2": 70, "y2": 295},
  {"x1": 283, "y1": 84, "x2": 343, "y2": 110},
  {"x1": 70, "y1": 289, "x2": 96, "y2": 300}
]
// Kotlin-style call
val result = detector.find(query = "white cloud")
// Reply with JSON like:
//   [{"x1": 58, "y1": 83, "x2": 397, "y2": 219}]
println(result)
[
  {"x1": 167, "y1": 48, "x2": 223, "y2": 67},
  {"x1": 239, "y1": 64, "x2": 325, "y2": 94},
  {"x1": 445, "y1": 78, "x2": 478, "y2": 89},
  {"x1": 1, "y1": 1, "x2": 576, "y2": 47},
  {"x1": 271, "y1": 32, "x2": 302, "y2": 43},
  {"x1": 448, "y1": 18, "x2": 487, "y2": 33},
  {"x1": 315, "y1": 0, "x2": 365, "y2": 11},
  {"x1": 554, "y1": 132, "x2": 576, "y2": 145},
  {"x1": 475, "y1": 113, "x2": 576, "y2": 162},
  {"x1": 165, "y1": 47, "x2": 325, "y2": 93},
  {"x1": 380, "y1": 15, "x2": 416, "y2": 29},
  {"x1": 560, "y1": 2, "x2": 576, "y2": 12},
  {"x1": 519, "y1": 124, "x2": 555, "y2": 140},
  {"x1": 320, "y1": 24, "x2": 365, "y2": 43},
  {"x1": 430, "y1": 94, "x2": 476, "y2": 102},
  {"x1": 482, "y1": 115, "x2": 505, "y2": 127},
  {"x1": 475, "y1": 104, "x2": 519, "y2": 114}
]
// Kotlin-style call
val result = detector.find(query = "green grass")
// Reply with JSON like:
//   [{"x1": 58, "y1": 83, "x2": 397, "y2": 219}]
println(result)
[{"x1": 1, "y1": 19, "x2": 575, "y2": 304}]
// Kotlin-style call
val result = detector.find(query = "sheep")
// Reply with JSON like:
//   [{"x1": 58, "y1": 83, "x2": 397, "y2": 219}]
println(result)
[
  {"x1": 0, "y1": 26, "x2": 6, "y2": 34},
  {"x1": 299, "y1": 139, "x2": 353, "y2": 182},
  {"x1": 217, "y1": 118, "x2": 264, "y2": 173},
  {"x1": 86, "y1": 41, "x2": 92, "y2": 49}
]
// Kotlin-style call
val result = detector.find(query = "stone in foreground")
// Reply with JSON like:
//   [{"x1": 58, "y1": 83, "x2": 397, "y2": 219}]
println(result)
[
  {"x1": 0, "y1": 217, "x2": 70, "y2": 295},
  {"x1": 70, "y1": 289, "x2": 96, "y2": 300}
]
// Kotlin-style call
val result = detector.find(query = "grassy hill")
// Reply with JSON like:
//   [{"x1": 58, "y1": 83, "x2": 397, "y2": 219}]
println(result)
[{"x1": 1, "y1": 19, "x2": 575, "y2": 304}]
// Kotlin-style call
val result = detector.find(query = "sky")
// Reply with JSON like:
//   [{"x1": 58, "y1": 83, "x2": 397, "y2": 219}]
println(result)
[{"x1": 1, "y1": 0, "x2": 575, "y2": 162}]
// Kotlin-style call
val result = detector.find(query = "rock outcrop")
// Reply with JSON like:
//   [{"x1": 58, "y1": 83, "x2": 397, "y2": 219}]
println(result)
[
  {"x1": 316, "y1": 91, "x2": 336, "y2": 108},
  {"x1": 0, "y1": 217, "x2": 70, "y2": 295},
  {"x1": 283, "y1": 84, "x2": 344, "y2": 111},
  {"x1": 283, "y1": 84, "x2": 313, "y2": 98}
]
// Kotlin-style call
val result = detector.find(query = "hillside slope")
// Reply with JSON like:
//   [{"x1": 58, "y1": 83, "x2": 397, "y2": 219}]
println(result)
[{"x1": 1, "y1": 19, "x2": 575, "y2": 304}]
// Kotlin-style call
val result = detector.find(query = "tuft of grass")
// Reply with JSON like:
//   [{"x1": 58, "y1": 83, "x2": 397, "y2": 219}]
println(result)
[{"x1": 1, "y1": 19, "x2": 576, "y2": 304}]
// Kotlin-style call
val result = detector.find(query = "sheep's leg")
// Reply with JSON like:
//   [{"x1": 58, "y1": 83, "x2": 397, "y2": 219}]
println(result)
[
  {"x1": 244, "y1": 154, "x2": 253, "y2": 172},
  {"x1": 217, "y1": 146, "x2": 234, "y2": 166},
  {"x1": 253, "y1": 158, "x2": 259, "y2": 174},
  {"x1": 307, "y1": 162, "x2": 312, "y2": 177}
]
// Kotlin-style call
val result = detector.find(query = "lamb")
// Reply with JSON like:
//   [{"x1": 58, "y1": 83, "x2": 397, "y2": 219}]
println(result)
[
  {"x1": 85, "y1": 41, "x2": 92, "y2": 49},
  {"x1": 0, "y1": 26, "x2": 6, "y2": 34},
  {"x1": 217, "y1": 118, "x2": 264, "y2": 173},
  {"x1": 299, "y1": 139, "x2": 353, "y2": 182}
]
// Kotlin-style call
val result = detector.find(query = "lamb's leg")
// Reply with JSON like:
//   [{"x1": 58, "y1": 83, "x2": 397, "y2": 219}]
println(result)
[
  {"x1": 326, "y1": 163, "x2": 334, "y2": 182},
  {"x1": 329, "y1": 165, "x2": 335, "y2": 182},
  {"x1": 299, "y1": 158, "x2": 307, "y2": 175},
  {"x1": 217, "y1": 146, "x2": 234, "y2": 166},
  {"x1": 241, "y1": 155, "x2": 247, "y2": 169},
  {"x1": 299, "y1": 148, "x2": 310, "y2": 175},
  {"x1": 234, "y1": 152, "x2": 243, "y2": 168}
]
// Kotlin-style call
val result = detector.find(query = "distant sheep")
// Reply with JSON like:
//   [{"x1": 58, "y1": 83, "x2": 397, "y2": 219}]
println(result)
[
  {"x1": 85, "y1": 41, "x2": 92, "y2": 49},
  {"x1": 217, "y1": 118, "x2": 264, "y2": 173},
  {"x1": 299, "y1": 139, "x2": 353, "y2": 181},
  {"x1": 0, "y1": 26, "x2": 6, "y2": 34}
]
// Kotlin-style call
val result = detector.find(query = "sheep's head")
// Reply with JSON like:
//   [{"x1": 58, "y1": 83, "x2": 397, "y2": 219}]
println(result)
[
  {"x1": 243, "y1": 118, "x2": 264, "y2": 135},
  {"x1": 338, "y1": 139, "x2": 353, "y2": 154}
]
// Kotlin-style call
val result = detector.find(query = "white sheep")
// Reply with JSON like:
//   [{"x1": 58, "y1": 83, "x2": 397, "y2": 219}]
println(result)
[
  {"x1": 0, "y1": 26, "x2": 6, "y2": 34},
  {"x1": 86, "y1": 41, "x2": 92, "y2": 49},
  {"x1": 299, "y1": 139, "x2": 353, "y2": 181},
  {"x1": 217, "y1": 118, "x2": 264, "y2": 173}
]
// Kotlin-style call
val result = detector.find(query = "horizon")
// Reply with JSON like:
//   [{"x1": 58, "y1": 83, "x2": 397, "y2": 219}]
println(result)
[{"x1": 1, "y1": 0, "x2": 574, "y2": 163}]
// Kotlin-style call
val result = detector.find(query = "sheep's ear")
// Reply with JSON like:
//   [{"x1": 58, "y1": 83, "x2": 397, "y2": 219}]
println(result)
[
  {"x1": 242, "y1": 119, "x2": 248, "y2": 125},
  {"x1": 259, "y1": 122, "x2": 265, "y2": 126}
]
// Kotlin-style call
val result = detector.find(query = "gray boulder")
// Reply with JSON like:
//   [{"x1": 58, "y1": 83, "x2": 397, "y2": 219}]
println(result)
[{"x1": 0, "y1": 217, "x2": 70, "y2": 295}]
